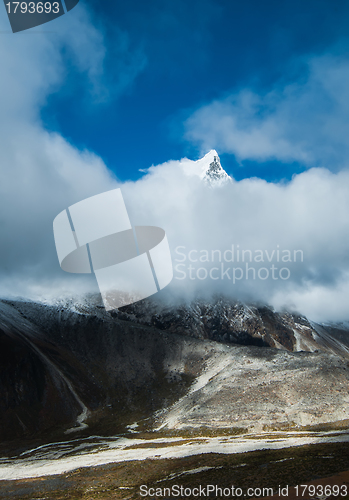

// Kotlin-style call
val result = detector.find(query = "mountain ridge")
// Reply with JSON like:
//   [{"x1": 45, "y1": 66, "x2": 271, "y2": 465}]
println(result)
[{"x1": 1, "y1": 295, "x2": 349, "y2": 449}]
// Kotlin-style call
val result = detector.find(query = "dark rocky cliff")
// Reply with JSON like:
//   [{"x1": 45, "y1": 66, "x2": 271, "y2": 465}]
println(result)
[{"x1": 0, "y1": 328, "x2": 78, "y2": 441}]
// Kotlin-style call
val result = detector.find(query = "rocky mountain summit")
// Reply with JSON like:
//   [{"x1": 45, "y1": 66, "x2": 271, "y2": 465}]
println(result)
[
  {"x1": 0, "y1": 295, "x2": 349, "y2": 449},
  {"x1": 202, "y1": 150, "x2": 231, "y2": 185},
  {"x1": 182, "y1": 149, "x2": 231, "y2": 186}
]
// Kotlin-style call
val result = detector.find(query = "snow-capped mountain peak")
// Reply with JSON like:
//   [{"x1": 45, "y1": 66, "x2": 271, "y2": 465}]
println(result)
[
  {"x1": 202, "y1": 151, "x2": 231, "y2": 186},
  {"x1": 182, "y1": 150, "x2": 231, "y2": 186}
]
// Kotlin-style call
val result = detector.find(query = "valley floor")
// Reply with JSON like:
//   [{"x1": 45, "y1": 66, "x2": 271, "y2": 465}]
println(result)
[{"x1": 1, "y1": 438, "x2": 349, "y2": 500}]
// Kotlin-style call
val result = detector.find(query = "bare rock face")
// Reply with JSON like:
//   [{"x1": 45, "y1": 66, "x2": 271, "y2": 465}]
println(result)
[{"x1": 0, "y1": 303, "x2": 81, "y2": 441}]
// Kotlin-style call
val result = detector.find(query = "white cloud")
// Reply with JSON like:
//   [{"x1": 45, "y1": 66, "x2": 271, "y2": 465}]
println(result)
[
  {"x1": 119, "y1": 159, "x2": 349, "y2": 322},
  {"x1": 271, "y1": 275, "x2": 349, "y2": 324},
  {"x1": 184, "y1": 54, "x2": 349, "y2": 168},
  {"x1": 0, "y1": 6, "x2": 131, "y2": 298},
  {"x1": 1, "y1": 13, "x2": 348, "y2": 323}
]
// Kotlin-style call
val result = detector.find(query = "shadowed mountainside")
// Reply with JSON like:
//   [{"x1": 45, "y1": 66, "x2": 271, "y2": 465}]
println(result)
[{"x1": 0, "y1": 296, "x2": 349, "y2": 447}]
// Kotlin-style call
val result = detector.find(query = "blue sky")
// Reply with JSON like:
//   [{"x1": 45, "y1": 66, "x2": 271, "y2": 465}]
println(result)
[{"x1": 40, "y1": 0, "x2": 349, "y2": 182}]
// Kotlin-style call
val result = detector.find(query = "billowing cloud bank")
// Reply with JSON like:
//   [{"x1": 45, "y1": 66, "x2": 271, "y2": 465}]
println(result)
[
  {"x1": 0, "y1": 9, "x2": 348, "y2": 322},
  {"x1": 184, "y1": 55, "x2": 349, "y2": 169},
  {"x1": 121, "y1": 160, "x2": 349, "y2": 322},
  {"x1": 0, "y1": 6, "x2": 136, "y2": 299}
]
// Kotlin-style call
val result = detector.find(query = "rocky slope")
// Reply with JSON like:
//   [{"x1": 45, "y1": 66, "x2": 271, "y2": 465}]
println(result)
[
  {"x1": 154, "y1": 343, "x2": 349, "y2": 432},
  {"x1": 0, "y1": 296, "x2": 349, "y2": 447}
]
